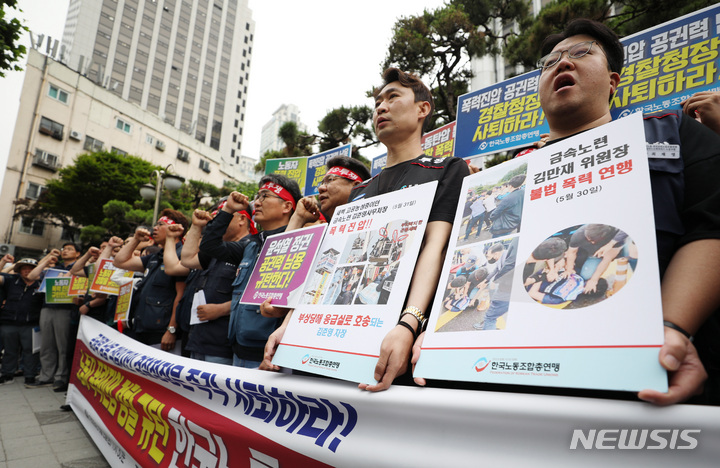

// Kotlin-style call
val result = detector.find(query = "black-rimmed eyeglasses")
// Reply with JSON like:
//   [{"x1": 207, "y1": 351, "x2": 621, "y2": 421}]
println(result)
[{"x1": 537, "y1": 41, "x2": 599, "y2": 70}]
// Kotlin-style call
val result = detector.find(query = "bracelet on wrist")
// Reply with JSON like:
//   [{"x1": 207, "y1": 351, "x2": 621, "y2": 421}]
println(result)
[
  {"x1": 663, "y1": 320, "x2": 693, "y2": 341},
  {"x1": 396, "y1": 320, "x2": 417, "y2": 339}
]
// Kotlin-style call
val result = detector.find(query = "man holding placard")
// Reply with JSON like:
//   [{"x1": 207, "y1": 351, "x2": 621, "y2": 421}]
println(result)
[
  {"x1": 349, "y1": 68, "x2": 470, "y2": 391},
  {"x1": 532, "y1": 19, "x2": 720, "y2": 405},
  {"x1": 26, "y1": 244, "x2": 80, "y2": 392},
  {"x1": 200, "y1": 174, "x2": 302, "y2": 368}
]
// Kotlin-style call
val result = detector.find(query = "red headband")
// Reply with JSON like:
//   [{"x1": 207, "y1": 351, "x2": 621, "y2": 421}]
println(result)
[
  {"x1": 327, "y1": 166, "x2": 363, "y2": 182},
  {"x1": 239, "y1": 211, "x2": 258, "y2": 235},
  {"x1": 260, "y1": 182, "x2": 296, "y2": 209},
  {"x1": 157, "y1": 216, "x2": 177, "y2": 225},
  {"x1": 211, "y1": 200, "x2": 227, "y2": 217}
]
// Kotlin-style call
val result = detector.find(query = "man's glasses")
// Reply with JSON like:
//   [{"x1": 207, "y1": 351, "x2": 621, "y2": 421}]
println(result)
[
  {"x1": 537, "y1": 41, "x2": 599, "y2": 70},
  {"x1": 253, "y1": 191, "x2": 283, "y2": 202},
  {"x1": 320, "y1": 175, "x2": 345, "y2": 186}
]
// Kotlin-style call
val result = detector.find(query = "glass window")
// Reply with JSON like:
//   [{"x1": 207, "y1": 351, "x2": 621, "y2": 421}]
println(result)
[
  {"x1": 116, "y1": 118, "x2": 132, "y2": 133},
  {"x1": 25, "y1": 182, "x2": 44, "y2": 200},
  {"x1": 84, "y1": 136, "x2": 104, "y2": 152},
  {"x1": 48, "y1": 84, "x2": 69, "y2": 103},
  {"x1": 19, "y1": 217, "x2": 44, "y2": 236}
]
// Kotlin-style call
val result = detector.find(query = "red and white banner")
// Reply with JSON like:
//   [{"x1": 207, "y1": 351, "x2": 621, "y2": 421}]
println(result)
[{"x1": 68, "y1": 317, "x2": 720, "y2": 467}]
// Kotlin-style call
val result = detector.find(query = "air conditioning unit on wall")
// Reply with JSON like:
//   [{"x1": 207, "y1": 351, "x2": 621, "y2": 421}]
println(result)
[
  {"x1": 0, "y1": 244, "x2": 16, "y2": 256},
  {"x1": 69, "y1": 130, "x2": 82, "y2": 141}
]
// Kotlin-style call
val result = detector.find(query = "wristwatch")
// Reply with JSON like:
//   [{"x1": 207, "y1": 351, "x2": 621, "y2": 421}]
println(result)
[
  {"x1": 167, "y1": 326, "x2": 177, "y2": 334},
  {"x1": 400, "y1": 306, "x2": 427, "y2": 333}
]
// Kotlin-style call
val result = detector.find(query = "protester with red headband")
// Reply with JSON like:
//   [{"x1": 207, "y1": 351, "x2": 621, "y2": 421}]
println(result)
[
  {"x1": 200, "y1": 174, "x2": 302, "y2": 368},
  {"x1": 113, "y1": 208, "x2": 189, "y2": 351},
  {"x1": 155, "y1": 199, "x2": 258, "y2": 365},
  {"x1": 284, "y1": 155, "x2": 371, "y2": 232}
]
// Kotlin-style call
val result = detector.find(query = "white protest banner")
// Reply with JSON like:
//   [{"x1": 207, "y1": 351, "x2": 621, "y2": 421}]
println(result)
[
  {"x1": 69, "y1": 316, "x2": 720, "y2": 467},
  {"x1": 416, "y1": 112, "x2": 667, "y2": 393},
  {"x1": 272, "y1": 182, "x2": 437, "y2": 384}
]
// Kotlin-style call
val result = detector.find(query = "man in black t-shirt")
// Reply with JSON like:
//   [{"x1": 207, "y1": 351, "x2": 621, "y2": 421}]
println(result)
[{"x1": 350, "y1": 68, "x2": 470, "y2": 391}]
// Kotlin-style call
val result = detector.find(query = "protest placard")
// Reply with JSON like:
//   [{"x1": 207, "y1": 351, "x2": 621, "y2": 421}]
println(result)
[
  {"x1": 454, "y1": 3, "x2": 720, "y2": 159},
  {"x1": 68, "y1": 275, "x2": 89, "y2": 296},
  {"x1": 273, "y1": 182, "x2": 437, "y2": 384},
  {"x1": 114, "y1": 280, "x2": 134, "y2": 323},
  {"x1": 416, "y1": 112, "x2": 667, "y2": 393},
  {"x1": 38, "y1": 268, "x2": 70, "y2": 293},
  {"x1": 89, "y1": 258, "x2": 133, "y2": 295},
  {"x1": 45, "y1": 277, "x2": 74, "y2": 304},
  {"x1": 240, "y1": 224, "x2": 327, "y2": 307},
  {"x1": 305, "y1": 144, "x2": 352, "y2": 196}
]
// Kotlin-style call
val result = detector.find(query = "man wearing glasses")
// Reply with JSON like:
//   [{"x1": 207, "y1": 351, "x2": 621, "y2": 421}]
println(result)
[
  {"x1": 26, "y1": 243, "x2": 80, "y2": 392},
  {"x1": 200, "y1": 174, "x2": 302, "y2": 368},
  {"x1": 531, "y1": 19, "x2": 720, "y2": 405},
  {"x1": 286, "y1": 156, "x2": 372, "y2": 229}
]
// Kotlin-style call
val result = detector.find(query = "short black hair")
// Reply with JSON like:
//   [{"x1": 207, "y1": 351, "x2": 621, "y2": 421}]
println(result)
[
  {"x1": 158, "y1": 208, "x2": 190, "y2": 237},
  {"x1": 541, "y1": 18, "x2": 624, "y2": 76},
  {"x1": 585, "y1": 224, "x2": 618, "y2": 243},
  {"x1": 532, "y1": 237, "x2": 567, "y2": 261},
  {"x1": 509, "y1": 174, "x2": 526, "y2": 188},
  {"x1": 488, "y1": 243, "x2": 505, "y2": 255},
  {"x1": 326, "y1": 155, "x2": 371, "y2": 181},
  {"x1": 260, "y1": 174, "x2": 302, "y2": 205},
  {"x1": 61, "y1": 242, "x2": 80, "y2": 252},
  {"x1": 375, "y1": 68, "x2": 434, "y2": 133}
]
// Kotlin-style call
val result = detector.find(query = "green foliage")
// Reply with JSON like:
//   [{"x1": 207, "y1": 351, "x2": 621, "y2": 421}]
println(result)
[
  {"x1": 15, "y1": 151, "x2": 159, "y2": 229},
  {"x1": 167, "y1": 179, "x2": 223, "y2": 212},
  {"x1": 505, "y1": 0, "x2": 717, "y2": 70},
  {"x1": 317, "y1": 105, "x2": 376, "y2": 153},
  {"x1": 79, "y1": 225, "x2": 107, "y2": 246},
  {"x1": 98, "y1": 200, "x2": 151, "y2": 236},
  {"x1": 0, "y1": 1, "x2": 27, "y2": 77},
  {"x1": 483, "y1": 152, "x2": 513, "y2": 168},
  {"x1": 383, "y1": 1, "x2": 530, "y2": 128},
  {"x1": 227, "y1": 181, "x2": 259, "y2": 200}
]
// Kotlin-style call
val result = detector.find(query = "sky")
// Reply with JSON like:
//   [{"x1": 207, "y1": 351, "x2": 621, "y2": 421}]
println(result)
[{"x1": 0, "y1": 0, "x2": 449, "y2": 183}]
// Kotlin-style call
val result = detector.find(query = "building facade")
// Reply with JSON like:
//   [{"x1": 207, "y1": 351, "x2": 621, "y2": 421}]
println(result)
[
  {"x1": 60, "y1": 0, "x2": 254, "y2": 167},
  {"x1": 0, "y1": 48, "x2": 241, "y2": 257},
  {"x1": 258, "y1": 103, "x2": 308, "y2": 157}
]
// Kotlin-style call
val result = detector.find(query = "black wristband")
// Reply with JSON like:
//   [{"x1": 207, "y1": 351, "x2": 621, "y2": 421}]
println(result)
[
  {"x1": 663, "y1": 320, "x2": 693, "y2": 341},
  {"x1": 397, "y1": 320, "x2": 417, "y2": 339}
]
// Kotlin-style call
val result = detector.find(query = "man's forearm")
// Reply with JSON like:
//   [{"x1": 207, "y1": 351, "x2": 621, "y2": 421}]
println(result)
[
  {"x1": 181, "y1": 225, "x2": 203, "y2": 269},
  {"x1": 402, "y1": 221, "x2": 452, "y2": 328},
  {"x1": 661, "y1": 239, "x2": 720, "y2": 335}
]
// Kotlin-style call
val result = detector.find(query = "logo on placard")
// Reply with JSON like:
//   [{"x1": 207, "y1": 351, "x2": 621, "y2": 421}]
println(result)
[
  {"x1": 473, "y1": 357, "x2": 490, "y2": 372},
  {"x1": 479, "y1": 141, "x2": 488, "y2": 151},
  {"x1": 302, "y1": 355, "x2": 341, "y2": 372}
]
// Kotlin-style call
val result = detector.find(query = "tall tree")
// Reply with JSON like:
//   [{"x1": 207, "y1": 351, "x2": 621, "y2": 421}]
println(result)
[
  {"x1": 505, "y1": 0, "x2": 717, "y2": 69},
  {"x1": 383, "y1": 1, "x2": 530, "y2": 128},
  {"x1": 0, "y1": 0, "x2": 27, "y2": 77}
]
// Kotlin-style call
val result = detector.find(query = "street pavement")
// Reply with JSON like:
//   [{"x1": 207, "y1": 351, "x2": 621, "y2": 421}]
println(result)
[{"x1": 0, "y1": 378, "x2": 109, "y2": 468}]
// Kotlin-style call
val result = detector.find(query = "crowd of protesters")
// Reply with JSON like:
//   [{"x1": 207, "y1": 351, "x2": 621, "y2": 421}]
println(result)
[{"x1": 2, "y1": 18, "x2": 720, "y2": 410}]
